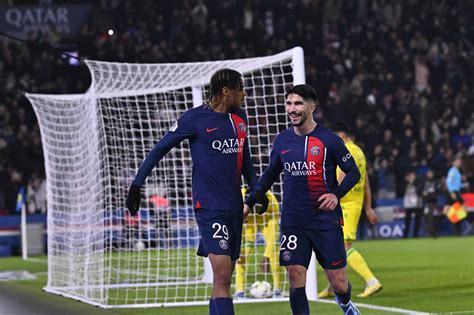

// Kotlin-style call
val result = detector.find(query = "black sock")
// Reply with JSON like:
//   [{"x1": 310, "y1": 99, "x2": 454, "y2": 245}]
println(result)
[
  {"x1": 209, "y1": 297, "x2": 234, "y2": 315},
  {"x1": 335, "y1": 282, "x2": 352, "y2": 305},
  {"x1": 289, "y1": 287, "x2": 309, "y2": 315}
]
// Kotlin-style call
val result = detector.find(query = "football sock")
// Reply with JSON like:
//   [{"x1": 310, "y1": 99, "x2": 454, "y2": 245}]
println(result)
[
  {"x1": 289, "y1": 287, "x2": 309, "y2": 315},
  {"x1": 335, "y1": 282, "x2": 352, "y2": 305},
  {"x1": 235, "y1": 262, "x2": 245, "y2": 293},
  {"x1": 269, "y1": 254, "x2": 281, "y2": 290},
  {"x1": 209, "y1": 297, "x2": 234, "y2": 315},
  {"x1": 347, "y1": 247, "x2": 376, "y2": 283}
]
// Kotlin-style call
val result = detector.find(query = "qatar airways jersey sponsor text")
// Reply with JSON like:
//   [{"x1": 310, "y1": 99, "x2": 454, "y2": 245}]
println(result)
[
  {"x1": 211, "y1": 137, "x2": 245, "y2": 154},
  {"x1": 284, "y1": 160, "x2": 317, "y2": 176}
]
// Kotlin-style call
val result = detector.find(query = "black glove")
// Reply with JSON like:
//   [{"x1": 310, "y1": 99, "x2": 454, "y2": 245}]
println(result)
[
  {"x1": 126, "y1": 184, "x2": 142, "y2": 216},
  {"x1": 245, "y1": 189, "x2": 269, "y2": 215},
  {"x1": 254, "y1": 190, "x2": 269, "y2": 215}
]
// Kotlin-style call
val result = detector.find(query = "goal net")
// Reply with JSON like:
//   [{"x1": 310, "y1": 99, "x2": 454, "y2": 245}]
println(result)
[{"x1": 26, "y1": 47, "x2": 315, "y2": 308}]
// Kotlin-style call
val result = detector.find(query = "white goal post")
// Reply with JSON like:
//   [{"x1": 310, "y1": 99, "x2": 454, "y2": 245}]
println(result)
[{"x1": 26, "y1": 47, "x2": 317, "y2": 308}]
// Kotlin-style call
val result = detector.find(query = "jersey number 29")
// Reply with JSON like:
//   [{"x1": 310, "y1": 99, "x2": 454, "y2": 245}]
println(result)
[{"x1": 212, "y1": 223, "x2": 229, "y2": 240}]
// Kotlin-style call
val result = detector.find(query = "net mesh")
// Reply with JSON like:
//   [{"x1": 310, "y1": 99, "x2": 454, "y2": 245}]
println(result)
[{"x1": 26, "y1": 48, "x2": 305, "y2": 307}]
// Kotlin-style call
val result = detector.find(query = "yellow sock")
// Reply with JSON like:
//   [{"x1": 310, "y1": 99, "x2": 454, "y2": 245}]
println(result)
[
  {"x1": 269, "y1": 254, "x2": 281, "y2": 291},
  {"x1": 347, "y1": 248, "x2": 375, "y2": 283},
  {"x1": 235, "y1": 262, "x2": 245, "y2": 293},
  {"x1": 236, "y1": 245, "x2": 253, "y2": 293}
]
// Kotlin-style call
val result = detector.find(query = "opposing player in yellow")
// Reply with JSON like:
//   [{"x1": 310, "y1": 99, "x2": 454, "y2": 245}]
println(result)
[
  {"x1": 234, "y1": 187, "x2": 283, "y2": 299},
  {"x1": 318, "y1": 121, "x2": 382, "y2": 298}
]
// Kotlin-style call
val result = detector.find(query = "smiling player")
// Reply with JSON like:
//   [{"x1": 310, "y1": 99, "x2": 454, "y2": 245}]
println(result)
[
  {"x1": 318, "y1": 121, "x2": 382, "y2": 299},
  {"x1": 126, "y1": 68, "x2": 268, "y2": 315},
  {"x1": 245, "y1": 84, "x2": 361, "y2": 315}
]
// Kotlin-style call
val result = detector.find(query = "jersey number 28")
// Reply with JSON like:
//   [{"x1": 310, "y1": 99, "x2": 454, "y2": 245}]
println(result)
[{"x1": 280, "y1": 234, "x2": 298, "y2": 250}]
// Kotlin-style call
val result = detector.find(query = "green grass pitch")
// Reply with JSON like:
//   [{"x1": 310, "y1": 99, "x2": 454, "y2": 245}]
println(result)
[{"x1": 1, "y1": 236, "x2": 473, "y2": 314}]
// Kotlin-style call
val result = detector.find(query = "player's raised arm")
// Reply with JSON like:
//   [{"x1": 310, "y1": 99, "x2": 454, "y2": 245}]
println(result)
[{"x1": 126, "y1": 112, "x2": 195, "y2": 215}]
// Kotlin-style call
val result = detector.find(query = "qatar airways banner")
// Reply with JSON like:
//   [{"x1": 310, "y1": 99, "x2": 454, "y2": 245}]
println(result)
[{"x1": 0, "y1": 5, "x2": 91, "y2": 37}]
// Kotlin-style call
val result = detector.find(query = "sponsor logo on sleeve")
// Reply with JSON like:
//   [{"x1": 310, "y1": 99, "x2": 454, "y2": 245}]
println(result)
[
  {"x1": 170, "y1": 121, "x2": 178, "y2": 132},
  {"x1": 341, "y1": 153, "x2": 352, "y2": 162}
]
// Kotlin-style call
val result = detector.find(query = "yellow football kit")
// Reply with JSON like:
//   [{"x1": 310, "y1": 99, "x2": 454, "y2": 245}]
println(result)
[
  {"x1": 337, "y1": 141, "x2": 366, "y2": 242},
  {"x1": 325, "y1": 140, "x2": 382, "y2": 298},
  {"x1": 235, "y1": 188, "x2": 282, "y2": 295}
]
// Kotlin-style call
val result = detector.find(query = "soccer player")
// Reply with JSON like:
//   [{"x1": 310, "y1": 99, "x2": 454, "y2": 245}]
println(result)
[
  {"x1": 318, "y1": 121, "x2": 382, "y2": 299},
  {"x1": 245, "y1": 85, "x2": 361, "y2": 315},
  {"x1": 126, "y1": 68, "x2": 268, "y2": 315},
  {"x1": 235, "y1": 187, "x2": 282, "y2": 299}
]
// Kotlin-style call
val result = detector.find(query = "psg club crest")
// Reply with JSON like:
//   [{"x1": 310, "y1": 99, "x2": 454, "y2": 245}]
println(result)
[
  {"x1": 238, "y1": 122, "x2": 246, "y2": 132},
  {"x1": 282, "y1": 250, "x2": 292, "y2": 261},
  {"x1": 310, "y1": 146, "x2": 320, "y2": 156},
  {"x1": 219, "y1": 240, "x2": 229, "y2": 250}
]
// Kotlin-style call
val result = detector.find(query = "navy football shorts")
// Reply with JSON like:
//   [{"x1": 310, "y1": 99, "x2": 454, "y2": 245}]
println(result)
[
  {"x1": 195, "y1": 208, "x2": 243, "y2": 261},
  {"x1": 279, "y1": 226, "x2": 346, "y2": 270}
]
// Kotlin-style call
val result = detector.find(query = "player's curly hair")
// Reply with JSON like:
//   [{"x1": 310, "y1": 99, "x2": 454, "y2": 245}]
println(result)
[
  {"x1": 207, "y1": 68, "x2": 243, "y2": 108},
  {"x1": 285, "y1": 84, "x2": 317, "y2": 103}
]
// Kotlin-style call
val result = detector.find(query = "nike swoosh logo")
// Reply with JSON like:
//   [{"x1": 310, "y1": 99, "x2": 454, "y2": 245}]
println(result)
[
  {"x1": 206, "y1": 127, "x2": 219, "y2": 133},
  {"x1": 331, "y1": 259, "x2": 344, "y2": 266},
  {"x1": 281, "y1": 149, "x2": 291, "y2": 154}
]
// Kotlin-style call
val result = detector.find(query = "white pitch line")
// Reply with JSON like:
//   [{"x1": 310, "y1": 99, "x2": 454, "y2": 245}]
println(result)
[
  {"x1": 315, "y1": 299, "x2": 431, "y2": 315},
  {"x1": 24, "y1": 257, "x2": 48, "y2": 264},
  {"x1": 432, "y1": 312, "x2": 474, "y2": 315}
]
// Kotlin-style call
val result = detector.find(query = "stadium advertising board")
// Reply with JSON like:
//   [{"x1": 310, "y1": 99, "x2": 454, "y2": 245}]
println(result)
[{"x1": 0, "y1": 5, "x2": 91, "y2": 37}]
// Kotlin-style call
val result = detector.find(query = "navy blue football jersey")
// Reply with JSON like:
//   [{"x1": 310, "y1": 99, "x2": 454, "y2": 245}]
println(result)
[
  {"x1": 255, "y1": 124, "x2": 360, "y2": 229},
  {"x1": 133, "y1": 105, "x2": 257, "y2": 211}
]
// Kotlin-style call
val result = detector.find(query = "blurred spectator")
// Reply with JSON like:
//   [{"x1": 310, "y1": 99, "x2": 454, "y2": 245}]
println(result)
[
  {"x1": 422, "y1": 170, "x2": 442, "y2": 238},
  {"x1": 26, "y1": 174, "x2": 47, "y2": 214},
  {"x1": 0, "y1": 0, "x2": 472, "y2": 216},
  {"x1": 403, "y1": 171, "x2": 423, "y2": 238},
  {"x1": 191, "y1": 0, "x2": 208, "y2": 35},
  {"x1": 147, "y1": 184, "x2": 171, "y2": 248},
  {"x1": 375, "y1": 159, "x2": 396, "y2": 199}
]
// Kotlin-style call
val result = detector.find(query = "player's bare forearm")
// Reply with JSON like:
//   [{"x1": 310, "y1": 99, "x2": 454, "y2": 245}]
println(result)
[
  {"x1": 243, "y1": 204, "x2": 250, "y2": 221},
  {"x1": 363, "y1": 171, "x2": 372, "y2": 211},
  {"x1": 365, "y1": 208, "x2": 378, "y2": 224},
  {"x1": 337, "y1": 171, "x2": 346, "y2": 185},
  {"x1": 363, "y1": 174, "x2": 378, "y2": 224}
]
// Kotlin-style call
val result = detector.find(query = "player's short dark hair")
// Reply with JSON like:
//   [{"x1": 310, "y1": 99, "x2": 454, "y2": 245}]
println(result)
[
  {"x1": 209, "y1": 68, "x2": 243, "y2": 100},
  {"x1": 332, "y1": 121, "x2": 351, "y2": 135},
  {"x1": 285, "y1": 84, "x2": 317, "y2": 103}
]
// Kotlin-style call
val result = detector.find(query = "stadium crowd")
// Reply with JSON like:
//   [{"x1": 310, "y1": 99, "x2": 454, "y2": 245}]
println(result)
[{"x1": 0, "y1": 0, "x2": 473, "y2": 216}]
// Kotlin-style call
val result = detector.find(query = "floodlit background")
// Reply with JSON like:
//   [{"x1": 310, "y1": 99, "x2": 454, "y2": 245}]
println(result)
[{"x1": 0, "y1": 1, "x2": 473, "y2": 314}]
